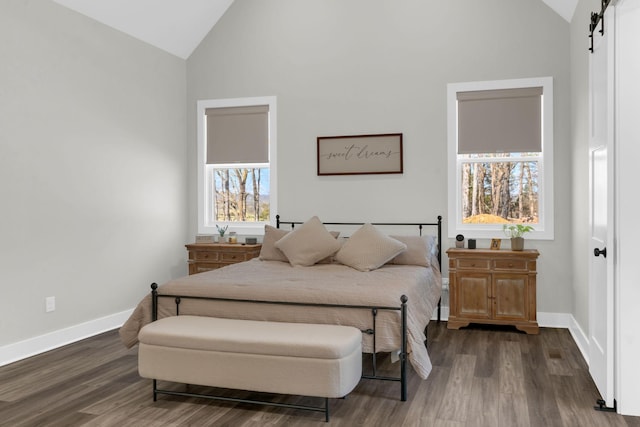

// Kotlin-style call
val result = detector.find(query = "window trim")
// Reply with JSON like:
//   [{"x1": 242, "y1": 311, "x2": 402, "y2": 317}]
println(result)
[
  {"x1": 447, "y1": 77, "x2": 554, "y2": 240},
  {"x1": 197, "y1": 96, "x2": 277, "y2": 236}
]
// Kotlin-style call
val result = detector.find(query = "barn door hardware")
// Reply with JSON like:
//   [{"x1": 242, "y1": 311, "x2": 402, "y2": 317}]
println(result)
[
  {"x1": 594, "y1": 398, "x2": 617, "y2": 412},
  {"x1": 589, "y1": 0, "x2": 612, "y2": 53}
]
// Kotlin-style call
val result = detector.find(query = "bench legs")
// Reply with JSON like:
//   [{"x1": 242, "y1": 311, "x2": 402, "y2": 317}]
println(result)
[{"x1": 152, "y1": 381, "x2": 331, "y2": 422}]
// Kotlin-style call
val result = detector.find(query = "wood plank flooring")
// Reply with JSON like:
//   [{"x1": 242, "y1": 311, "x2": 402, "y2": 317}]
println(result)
[{"x1": 1, "y1": 322, "x2": 639, "y2": 426}]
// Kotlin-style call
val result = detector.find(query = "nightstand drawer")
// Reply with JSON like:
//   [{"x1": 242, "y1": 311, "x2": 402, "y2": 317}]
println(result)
[
  {"x1": 189, "y1": 262, "x2": 224, "y2": 275},
  {"x1": 456, "y1": 259, "x2": 491, "y2": 270},
  {"x1": 189, "y1": 250, "x2": 220, "y2": 261},
  {"x1": 221, "y1": 252, "x2": 246, "y2": 262},
  {"x1": 193, "y1": 250, "x2": 220, "y2": 261},
  {"x1": 494, "y1": 259, "x2": 528, "y2": 271}
]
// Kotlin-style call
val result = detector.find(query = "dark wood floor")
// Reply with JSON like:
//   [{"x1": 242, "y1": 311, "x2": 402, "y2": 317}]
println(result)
[{"x1": 1, "y1": 322, "x2": 639, "y2": 427}]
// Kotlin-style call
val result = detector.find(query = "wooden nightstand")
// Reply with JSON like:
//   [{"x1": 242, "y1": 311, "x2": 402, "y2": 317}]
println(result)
[
  {"x1": 446, "y1": 248, "x2": 539, "y2": 334},
  {"x1": 185, "y1": 243, "x2": 262, "y2": 275}
]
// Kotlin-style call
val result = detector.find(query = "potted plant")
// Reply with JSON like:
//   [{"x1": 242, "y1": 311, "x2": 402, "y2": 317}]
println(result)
[
  {"x1": 503, "y1": 224, "x2": 534, "y2": 251},
  {"x1": 216, "y1": 224, "x2": 228, "y2": 242}
]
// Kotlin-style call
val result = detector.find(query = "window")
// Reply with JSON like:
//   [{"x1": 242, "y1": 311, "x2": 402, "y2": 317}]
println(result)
[
  {"x1": 447, "y1": 77, "x2": 553, "y2": 240},
  {"x1": 197, "y1": 97, "x2": 277, "y2": 235}
]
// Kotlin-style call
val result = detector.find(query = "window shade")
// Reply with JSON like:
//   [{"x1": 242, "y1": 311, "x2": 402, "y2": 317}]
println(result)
[
  {"x1": 206, "y1": 105, "x2": 269, "y2": 164},
  {"x1": 457, "y1": 87, "x2": 542, "y2": 154}
]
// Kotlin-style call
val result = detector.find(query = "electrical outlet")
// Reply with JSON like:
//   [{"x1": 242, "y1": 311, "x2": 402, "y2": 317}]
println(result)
[{"x1": 45, "y1": 296, "x2": 55, "y2": 312}]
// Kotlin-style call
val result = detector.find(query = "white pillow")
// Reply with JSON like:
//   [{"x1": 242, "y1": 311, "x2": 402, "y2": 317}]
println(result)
[
  {"x1": 335, "y1": 224, "x2": 407, "y2": 271},
  {"x1": 274, "y1": 216, "x2": 342, "y2": 266},
  {"x1": 259, "y1": 225, "x2": 289, "y2": 262},
  {"x1": 389, "y1": 235, "x2": 432, "y2": 267}
]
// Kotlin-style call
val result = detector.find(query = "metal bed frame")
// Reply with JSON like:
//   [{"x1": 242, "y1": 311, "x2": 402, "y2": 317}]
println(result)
[
  {"x1": 148, "y1": 215, "x2": 442, "y2": 418},
  {"x1": 276, "y1": 215, "x2": 444, "y2": 323}
]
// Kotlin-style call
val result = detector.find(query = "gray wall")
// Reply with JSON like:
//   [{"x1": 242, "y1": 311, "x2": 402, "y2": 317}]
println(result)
[
  {"x1": 187, "y1": 0, "x2": 574, "y2": 315},
  {"x1": 0, "y1": 0, "x2": 188, "y2": 346}
]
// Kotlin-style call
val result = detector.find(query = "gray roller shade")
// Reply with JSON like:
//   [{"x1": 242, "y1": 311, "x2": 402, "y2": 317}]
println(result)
[
  {"x1": 457, "y1": 87, "x2": 542, "y2": 154},
  {"x1": 206, "y1": 105, "x2": 269, "y2": 164}
]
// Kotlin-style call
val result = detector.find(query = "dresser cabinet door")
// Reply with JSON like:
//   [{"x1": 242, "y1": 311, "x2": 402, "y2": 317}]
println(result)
[
  {"x1": 456, "y1": 273, "x2": 492, "y2": 320},
  {"x1": 493, "y1": 273, "x2": 528, "y2": 321}
]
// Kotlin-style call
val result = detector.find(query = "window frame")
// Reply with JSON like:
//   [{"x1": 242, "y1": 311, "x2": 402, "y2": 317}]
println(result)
[
  {"x1": 447, "y1": 77, "x2": 554, "y2": 240},
  {"x1": 197, "y1": 96, "x2": 277, "y2": 236}
]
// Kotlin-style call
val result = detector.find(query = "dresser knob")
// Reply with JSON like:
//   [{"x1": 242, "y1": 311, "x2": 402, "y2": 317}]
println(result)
[{"x1": 509, "y1": 263, "x2": 513, "y2": 267}]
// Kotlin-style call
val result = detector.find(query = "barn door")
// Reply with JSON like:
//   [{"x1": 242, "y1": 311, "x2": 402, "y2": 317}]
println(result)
[{"x1": 588, "y1": 4, "x2": 615, "y2": 411}]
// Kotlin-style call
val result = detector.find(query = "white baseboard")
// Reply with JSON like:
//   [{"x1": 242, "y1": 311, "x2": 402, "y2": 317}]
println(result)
[
  {"x1": 0, "y1": 309, "x2": 133, "y2": 367},
  {"x1": 537, "y1": 311, "x2": 572, "y2": 327},
  {"x1": 569, "y1": 316, "x2": 590, "y2": 365}
]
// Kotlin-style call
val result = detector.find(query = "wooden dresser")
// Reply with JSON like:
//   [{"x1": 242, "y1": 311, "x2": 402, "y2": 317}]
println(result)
[
  {"x1": 446, "y1": 248, "x2": 540, "y2": 334},
  {"x1": 185, "y1": 243, "x2": 262, "y2": 275}
]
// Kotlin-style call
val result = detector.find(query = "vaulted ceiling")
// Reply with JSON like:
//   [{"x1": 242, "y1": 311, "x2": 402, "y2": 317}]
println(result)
[
  {"x1": 51, "y1": 0, "x2": 577, "y2": 59},
  {"x1": 51, "y1": 0, "x2": 235, "y2": 59}
]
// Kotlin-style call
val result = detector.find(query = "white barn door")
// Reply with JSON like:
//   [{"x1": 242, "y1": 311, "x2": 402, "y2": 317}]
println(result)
[{"x1": 588, "y1": 4, "x2": 615, "y2": 411}]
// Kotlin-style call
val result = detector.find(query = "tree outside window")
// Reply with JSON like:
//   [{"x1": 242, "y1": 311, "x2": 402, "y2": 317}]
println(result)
[
  {"x1": 461, "y1": 153, "x2": 539, "y2": 225},
  {"x1": 211, "y1": 167, "x2": 270, "y2": 222}
]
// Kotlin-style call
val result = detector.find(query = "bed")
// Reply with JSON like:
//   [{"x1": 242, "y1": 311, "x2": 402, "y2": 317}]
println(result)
[{"x1": 120, "y1": 215, "x2": 443, "y2": 401}]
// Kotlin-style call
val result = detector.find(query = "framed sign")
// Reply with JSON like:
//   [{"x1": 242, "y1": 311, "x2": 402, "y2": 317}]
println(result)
[{"x1": 317, "y1": 133, "x2": 403, "y2": 176}]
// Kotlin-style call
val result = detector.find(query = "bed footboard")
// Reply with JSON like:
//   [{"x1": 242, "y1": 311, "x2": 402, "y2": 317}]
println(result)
[{"x1": 150, "y1": 283, "x2": 410, "y2": 401}]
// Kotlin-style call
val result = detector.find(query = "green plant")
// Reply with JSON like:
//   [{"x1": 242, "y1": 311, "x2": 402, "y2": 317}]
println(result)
[
  {"x1": 216, "y1": 224, "x2": 228, "y2": 237},
  {"x1": 503, "y1": 224, "x2": 534, "y2": 239}
]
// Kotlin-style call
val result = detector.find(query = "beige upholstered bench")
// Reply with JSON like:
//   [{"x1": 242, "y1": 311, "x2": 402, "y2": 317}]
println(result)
[{"x1": 138, "y1": 315, "x2": 362, "y2": 421}]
